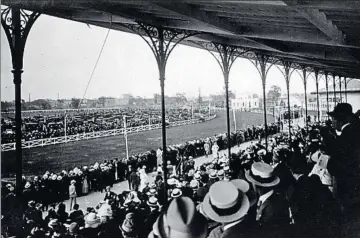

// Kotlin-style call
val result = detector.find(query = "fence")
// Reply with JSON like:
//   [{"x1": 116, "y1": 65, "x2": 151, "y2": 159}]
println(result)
[{"x1": 1, "y1": 115, "x2": 217, "y2": 151}]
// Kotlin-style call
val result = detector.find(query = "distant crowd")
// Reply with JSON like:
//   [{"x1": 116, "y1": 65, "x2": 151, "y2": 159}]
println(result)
[
  {"x1": 3, "y1": 101, "x2": 360, "y2": 238},
  {"x1": 1, "y1": 108, "x2": 208, "y2": 144}
]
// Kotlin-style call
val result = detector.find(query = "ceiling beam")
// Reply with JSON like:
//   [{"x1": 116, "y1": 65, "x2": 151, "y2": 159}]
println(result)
[{"x1": 283, "y1": 1, "x2": 346, "y2": 45}]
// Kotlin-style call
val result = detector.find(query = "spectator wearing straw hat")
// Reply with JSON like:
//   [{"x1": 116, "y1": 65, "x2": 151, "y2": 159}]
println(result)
[
  {"x1": 144, "y1": 197, "x2": 161, "y2": 237},
  {"x1": 149, "y1": 196, "x2": 208, "y2": 238},
  {"x1": 202, "y1": 181, "x2": 251, "y2": 238},
  {"x1": 245, "y1": 162, "x2": 290, "y2": 229}
]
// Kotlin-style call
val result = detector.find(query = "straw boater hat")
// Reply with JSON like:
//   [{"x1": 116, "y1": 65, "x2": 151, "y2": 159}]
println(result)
[
  {"x1": 209, "y1": 170, "x2": 217, "y2": 179},
  {"x1": 194, "y1": 173, "x2": 201, "y2": 180},
  {"x1": 147, "y1": 197, "x2": 160, "y2": 207},
  {"x1": 85, "y1": 213, "x2": 101, "y2": 228},
  {"x1": 171, "y1": 188, "x2": 182, "y2": 198},
  {"x1": 217, "y1": 170, "x2": 225, "y2": 178},
  {"x1": 190, "y1": 180, "x2": 199, "y2": 189},
  {"x1": 147, "y1": 188, "x2": 157, "y2": 197},
  {"x1": 257, "y1": 149, "x2": 267, "y2": 156},
  {"x1": 245, "y1": 162, "x2": 280, "y2": 187},
  {"x1": 231, "y1": 179, "x2": 257, "y2": 207},
  {"x1": 202, "y1": 181, "x2": 250, "y2": 223}
]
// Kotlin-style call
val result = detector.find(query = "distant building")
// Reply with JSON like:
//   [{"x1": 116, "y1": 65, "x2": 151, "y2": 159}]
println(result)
[
  {"x1": 231, "y1": 93, "x2": 261, "y2": 111},
  {"x1": 310, "y1": 79, "x2": 360, "y2": 113}
]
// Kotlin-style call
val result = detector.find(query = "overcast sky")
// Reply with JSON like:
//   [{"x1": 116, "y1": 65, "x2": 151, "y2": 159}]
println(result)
[{"x1": 1, "y1": 14, "x2": 321, "y2": 102}]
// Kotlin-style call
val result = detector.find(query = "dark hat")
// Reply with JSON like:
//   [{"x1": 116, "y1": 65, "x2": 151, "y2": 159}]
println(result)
[{"x1": 328, "y1": 103, "x2": 354, "y2": 118}]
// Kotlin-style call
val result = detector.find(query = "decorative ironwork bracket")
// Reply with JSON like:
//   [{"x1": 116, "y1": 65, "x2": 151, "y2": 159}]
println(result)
[
  {"x1": 1, "y1": 7, "x2": 40, "y2": 72},
  {"x1": 121, "y1": 22, "x2": 198, "y2": 79}
]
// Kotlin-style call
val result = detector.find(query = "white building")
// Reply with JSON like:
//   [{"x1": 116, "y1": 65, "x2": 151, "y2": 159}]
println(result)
[
  {"x1": 231, "y1": 93, "x2": 261, "y2": 111},
  {"x1": 310, "y1": 79, "x2": 360, "y2": 114}
]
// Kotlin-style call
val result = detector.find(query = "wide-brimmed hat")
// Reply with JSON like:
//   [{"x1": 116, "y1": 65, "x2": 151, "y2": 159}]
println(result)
[
  {"x1": 167, "y1": 178, "x2": 177, "y2": 186},
  {"x1": 328, "y1": 103, "x2": 354, "y2": 119},
  {"x1": 194, "y1": 173, "x2": 201, "y2": 180},
  {"x1": 245, "y1": 162, "x2": 280, "y2": 187},
  {"x1": 71, "y1": 180, "x2": 76, "y2": 184},
  {"x1": 257, "y1": 149, "x2": 267, "y2": 156},
  {"x1": 24, "y1": 181, "x2": 31, "y2": 189},
  {"x1": 120, "y1": 213, "x2": 137, "y2": 236},
  {"x1": 85, "y1": 213, "x2": 101, "y2": 228},
  {"x1": 171, "y1": 188, "x2": 183, "y2": 198},
  {"x1": 147, "y1": 197, "x2": 160, "y2": 207},
  {"x1": 231, "y1": 179, "x2": 257, "y2": 207},
  {"x1": 146, "y1": 188, "x2": 157, "y2": 197},
  {"x1": 209, "y1": 170, "x2": 217, "y2": 179},
  {"x1": 217, "y1": 170, "x2": 225, "y2": 177},
  {"x1": 202, "y1": 181, "x2": 250, "y2": 223},
  {"x1": 190, "y1": 180, "x2": 199, "y2": 189},
  {"x1": 151, "y1": 197, "x2": 208, "y2": 238}
]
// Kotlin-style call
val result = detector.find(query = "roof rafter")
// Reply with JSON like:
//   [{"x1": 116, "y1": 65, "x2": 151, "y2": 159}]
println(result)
[{"x1": 283, "y1": 1, "x2": 346, "y2": 45}]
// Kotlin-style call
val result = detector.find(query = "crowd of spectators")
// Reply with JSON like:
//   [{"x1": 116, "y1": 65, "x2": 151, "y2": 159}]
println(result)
[
  {"x1": 1, "y1": 108, "x2": 202, "y2": 144},
  {"x1": 2, "y1": 102, "x2": 359, "y2": 238}
]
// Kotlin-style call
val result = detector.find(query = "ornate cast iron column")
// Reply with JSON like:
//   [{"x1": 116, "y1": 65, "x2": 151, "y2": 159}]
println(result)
[
  {"x1": 314, "y1": 69, "x2": 320, "y2": 122},
  {"x1": 325, "y1": 72, "x2": 330, "y2": 118},
  {"x1": 339, "y1": 77, "x2": 343, "y2": 102},
  {"x1": 250, "y1": 54, "x2": 277, "y2": 150},
  {"x1": 1, "y1": 7, "x2": 40, "y2": 197},
  {"x1": 123, "y1": 23, "x2": 196, "y2": 202},
  {"x1": 301, "y1": 66, "x2": 310, "y2": 129},
  {"x1": 333, "y1": 74, "x2": 337, "y2": 104},
  {"x1": 344, "y1": 78, "x2": 349, "y2": 102},
  {"x1": 211, "y1": 44, "x2": 238, "y2": 161},
  {"x1": 190, "y1": 41, "x2": 248, "y2": 164},
  {"x1": 279, "y1": 61, "x2": 295, "y2": 137}
]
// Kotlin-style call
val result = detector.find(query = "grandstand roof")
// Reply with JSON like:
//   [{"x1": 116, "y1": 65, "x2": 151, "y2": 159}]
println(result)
[
  {"x1": 3, "y1": 0, "x2": 360, "y2": 78},
  {"x1": 315, "y1": 79, "x2": 360, "y2": 94}
]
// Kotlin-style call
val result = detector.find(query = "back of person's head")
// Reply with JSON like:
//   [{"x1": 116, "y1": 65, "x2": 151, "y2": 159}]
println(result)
[
  {"x1": 73, "y1": 204, "x2": 79, "y2": 210},
  {"x1": 150, "y1": 197, "x2": 208, "y2": 238}
]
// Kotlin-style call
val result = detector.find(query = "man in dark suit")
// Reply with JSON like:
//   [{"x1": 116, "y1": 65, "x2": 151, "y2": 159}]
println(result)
[
  {"x1": 319, "y1": 103, "x2": 360, "y2": 237},
  {"x1": 245, "y1": 162, "x2": 291, "y2": 229}
]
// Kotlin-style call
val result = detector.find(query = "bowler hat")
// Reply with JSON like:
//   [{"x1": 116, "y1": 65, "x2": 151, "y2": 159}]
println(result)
[{"x1": 328, "y1": 103, "x2": 354, "y2": 118}]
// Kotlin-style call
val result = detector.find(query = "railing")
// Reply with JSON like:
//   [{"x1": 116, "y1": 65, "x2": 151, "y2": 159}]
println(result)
[{"x1": 1, "y1": 115, "x2": 217, "y2": 151}]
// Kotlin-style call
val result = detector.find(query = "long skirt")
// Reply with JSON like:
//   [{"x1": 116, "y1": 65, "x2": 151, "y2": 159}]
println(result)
[{"x1": 82, "y1": 178, "x2": 89, "y2": 195}]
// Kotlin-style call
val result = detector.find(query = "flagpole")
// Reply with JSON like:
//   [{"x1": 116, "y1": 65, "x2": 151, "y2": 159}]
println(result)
[
  {"x1": 64, "y1": 113, "x2": 67, "y2": 143},
  {"x1": 208, "y1": 100, "x2": 211, "y2": 117},
  {"x1": 233, "y1": 108, "x2": 237, "y2": 131},
  {"x1": 123, "y1": 115, "x2": 129, "y2": 161}
]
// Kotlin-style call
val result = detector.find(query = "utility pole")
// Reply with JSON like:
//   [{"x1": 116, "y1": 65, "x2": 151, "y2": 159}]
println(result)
[{"x1": 28, "y1": 93, "x2": 31, "y2": 103}]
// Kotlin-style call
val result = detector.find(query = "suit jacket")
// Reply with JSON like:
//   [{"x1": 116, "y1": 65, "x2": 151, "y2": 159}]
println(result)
[
  {"x1": 257, "y1": 192, "x2": 290, "y2": 228},
  {"x1": 273, "y1": 162, "x2": 296, "y2": 192},
  {"x1": 326, "y1": 118, "x2": 360, "y2": 208},
  {"x1": 207, "y1": 220, "x2": 258, "y2": 238}
]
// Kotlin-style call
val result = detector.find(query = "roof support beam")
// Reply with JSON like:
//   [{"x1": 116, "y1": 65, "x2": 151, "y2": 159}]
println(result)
[{"x1": 283, "y1": 1, "x2": 346, "y2": 45}]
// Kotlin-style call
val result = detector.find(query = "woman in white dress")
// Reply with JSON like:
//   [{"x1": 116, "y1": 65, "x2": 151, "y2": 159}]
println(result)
[{"x1": 139, "y1": 165, "x2": 148, "y2": 192}]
